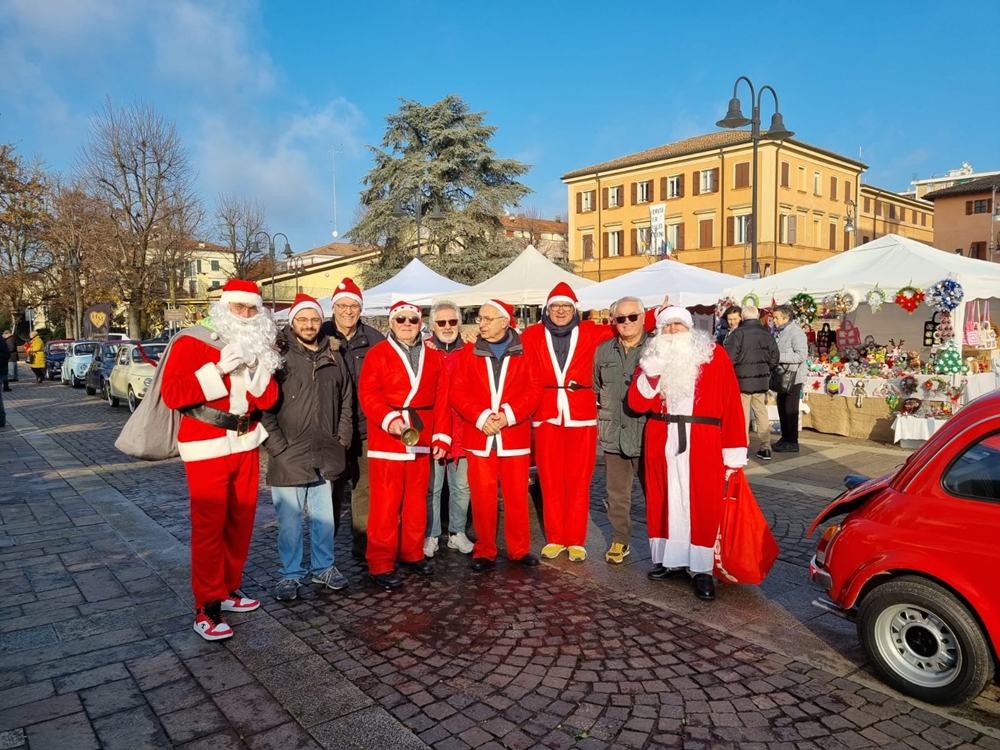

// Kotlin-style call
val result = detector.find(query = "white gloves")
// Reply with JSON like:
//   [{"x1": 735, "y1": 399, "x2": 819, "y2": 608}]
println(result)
[
  {"x1": 217, "y1": 342, "x2": 250, "y2": 374},
  {"x1": 639, "y1": 352, "x2": 669, "y2": 377}
]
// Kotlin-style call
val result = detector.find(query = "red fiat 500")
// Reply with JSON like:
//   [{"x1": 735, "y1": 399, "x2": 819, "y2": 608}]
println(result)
[{"x1": 808, "y1": 390, "x2": 1000, "y2": 705}]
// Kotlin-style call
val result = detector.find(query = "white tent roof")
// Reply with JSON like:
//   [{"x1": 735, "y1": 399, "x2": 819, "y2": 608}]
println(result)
[
  {"x1": 441, "y1": 245, "x2": 596, "y2": 307},
  {"x1": 576, "y1": 258, "x2": 741, "y2": 310},
  {"x1": 724, "y1": 234, "x2": 1000, "y2": 304}
]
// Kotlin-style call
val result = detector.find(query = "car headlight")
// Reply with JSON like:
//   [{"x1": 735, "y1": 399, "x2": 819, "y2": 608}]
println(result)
[
  {"x1": 143, "y1": 378, "x2": 152, "y2": 387},
  {"x1": 814, "y1": 523, "x2": 840, "y2": 567}
]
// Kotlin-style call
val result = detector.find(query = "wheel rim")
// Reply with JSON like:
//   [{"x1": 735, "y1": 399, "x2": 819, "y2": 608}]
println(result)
[
  {"x1": 105, "y1": 383, "x2": 112, "y2": 404},
  {"x1": 128, "y1": 389, "x2": 136, "y2": 412},
  {"x1": 873, "y1": 604, "x2": 961, "y2": 687}
]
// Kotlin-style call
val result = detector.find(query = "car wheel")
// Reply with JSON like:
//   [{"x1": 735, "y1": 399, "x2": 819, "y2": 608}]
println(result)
[
  {"x1": 857, "y1": 575, "x2": 994, "y2": 705},
  {"x1": 106, "y1": 382, "x2": 119, "y2": 408},
  {"x1": 127, "y1": 386, "x2": 138, "y2": 413},
  {"x1": 85, "y1": 383, "x2": 96, "y2": 396},
  {"x1": 72, "y1": 376, "x2": 82, "y2": 388}
]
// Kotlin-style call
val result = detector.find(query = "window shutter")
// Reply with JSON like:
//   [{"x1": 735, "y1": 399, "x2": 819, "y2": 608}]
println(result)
[
  {"x1": 576, "y1": 192, "x2": 583, "y2": 213},
  {"x1": 678, "y1": 173, "x2": 685, "y2": 198},
  {"x1": 845, "y1": 181, "x2": 852, "y2": 200},
  {"x1": 602, "y1": 188, "x2": 609, "y2": 210},
  {"x1": 830, "y1": 176, "x2": 837, "y2": 201},
  {"x1": 692, "y1": 171, "x2": 700, "y2": 196},
  {"x1": 789, "y1": 216, "x2": 797, "y2": 244},
  {"x1": 660, "y1": 176, "x2": 668, "y2": 201},
  {"x1": 864, "y1": 197, "x2": 870, "y2": 213},
  {"x1": 602, "y1": 232, "x2": 609, "y2": 258},
  {"x1": 631, "y1": 182, "x2": 637, "y2": 205},
  {"x1": 699, "y1": 219, "x2": 713, "y2": 248},
  {"x1": 676, "y1": 222, "x2": 685, "y2": 250},
  {"x1": 844, "y1": 229, "x2": 851, "y2": 250},
  {"x1": 988, "y1": 199, "x2": 994, "y2": 213},
  {"x1": 829, "y1": 223, "x2": 837, "y2": 250},
  {"x1": 966, "y1": 200, "x2": 973, "y2": 215},
  {"x1": 711, "y1": 167, "x2": 720, "y2": 192},
  {"x1": 726, "y1": 216, "x2": 735, "y2": 246},
  {"x1": 630, "y1": 228, "x2": 637, "y2": 254},
  {"x1": 781, "y1": 162, "x2": 790, "y2": 188}
]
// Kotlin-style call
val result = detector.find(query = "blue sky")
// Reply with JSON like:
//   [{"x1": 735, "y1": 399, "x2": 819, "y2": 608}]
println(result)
[{"x1": 2, "y1": 0, "x2": 998, "y2": 256}]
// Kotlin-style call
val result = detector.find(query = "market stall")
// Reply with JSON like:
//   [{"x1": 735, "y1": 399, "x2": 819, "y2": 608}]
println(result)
[{"x1": 723, "y1": 234, "x2": 1000, "y2": 443}]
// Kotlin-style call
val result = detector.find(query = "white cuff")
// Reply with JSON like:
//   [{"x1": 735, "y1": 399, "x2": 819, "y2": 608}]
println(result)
[
  {"x1": 475, "y1": 409, "x2": 493, "y2": 431},
  {"x1": 245, "y1": 366, "x2": 271, "y2": 397},
  {"x1": 723, "y1": 447, "x2": 749, "y2": 468},
  {"x1": 433, "y1": 433, "x2": 452, "y2": 446},
  {"x1": 195, "y1": 362, "x2": 228, "y2": 402},
  {"x1": 637, "y1": 373, "x2": 659, "y2": 399},
  {"x1": 381, "y1": 411, "x2": 403, "y2": 432},
  {"x1": 501, "y1": 403, "x2": 515, "y2": 425}
]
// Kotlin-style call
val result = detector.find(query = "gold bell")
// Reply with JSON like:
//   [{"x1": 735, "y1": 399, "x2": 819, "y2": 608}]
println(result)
[{"x1": 400, "y1": 427, "x2": 420, "y2": 447}]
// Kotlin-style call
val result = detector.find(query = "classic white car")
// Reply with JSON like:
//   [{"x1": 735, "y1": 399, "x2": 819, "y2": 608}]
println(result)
[
  {"x1": 60, "y1": 341, "x2": 100, "y2": 388},
  {"x1": 107, "y1": 342, "x2": 167, "y2": 413}
]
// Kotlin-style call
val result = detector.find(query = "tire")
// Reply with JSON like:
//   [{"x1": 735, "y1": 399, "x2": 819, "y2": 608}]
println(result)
[
  {"x1": 127, "y1": 386, "x2": 138, "y2": 413},
  {"x1": 72, "y1": 376, "x2": 82, "y2": 389},
  {"x1": 857, "y1": 575, "x2": 994, "y2": 705},
  {"x1": 106, "y1": 381, "x2": 119, "y2": 408},
  {"x1": 85, "y1": 383, "x2": 96, "y2": 396}
]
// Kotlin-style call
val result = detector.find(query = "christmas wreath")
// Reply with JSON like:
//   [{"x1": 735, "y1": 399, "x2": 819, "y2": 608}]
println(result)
[
  {"x1": 895, "y1": 285, "x2": 924, "y2": 314},
  {"x1": 790, "y1": 292, "x2": 818, "y2": 324},
  {"x1": 741, "y1": 293, "x2": 760, "y2": 308},
  {"x1": 926, "y1": 278, "x2": 964, "y2": 312},
  {"x1": 866, "y1": 286, "x2": 886, "y2": 314},
  {"x1": 922, "y1": 376, "x2": 948, "y2": 394},
  {"x1": 899, "y1": 374, "x2": 918, "y2": 395},
  {"x1": 715, "y1": 296, "x2": 738, "y2": 318},
  {"x1": 823, "y1": 291, "x2": 856, "y2": 316}
]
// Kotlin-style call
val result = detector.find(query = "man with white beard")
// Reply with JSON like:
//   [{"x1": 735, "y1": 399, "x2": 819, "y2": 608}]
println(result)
[
  {"x1": 160, "y1": 279, "x2": 281, "y2": 640},
  {"x1": 627, "y1": 306, "x2": 747, "y2": 601}
]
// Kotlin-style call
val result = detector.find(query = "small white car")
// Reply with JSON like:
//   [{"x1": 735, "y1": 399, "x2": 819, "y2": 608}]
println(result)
[
  {"x1": 60, "y1": 341, "x2": 100, "y2": 388},
  {"x1": 107, "y1": 342, "x2": 167, "y2": 413}
]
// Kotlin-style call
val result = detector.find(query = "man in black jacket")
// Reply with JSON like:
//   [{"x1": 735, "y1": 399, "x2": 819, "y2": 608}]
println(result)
[
  {"x1": 263, "y1": 294, "x2": 354, "y2": 601},
  {"x1": 723, "y1": 305, "x2": 779, "y2": 460},
  {"x1": 320, "y1": 278, "x2": 385, "y2": 559}
]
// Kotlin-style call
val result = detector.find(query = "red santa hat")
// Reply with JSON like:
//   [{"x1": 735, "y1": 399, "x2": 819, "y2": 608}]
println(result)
[
  {"x1": 288, "y1": 293, "x2": 323, "y2": 320},
  {"x1": 390, "y1": 300, "x2": 421, "y2": 318},
  {"x1": 655, "y1": 305, "x2": 694, "y2": 329},
  {"x1": 332, "y1": 277, "x2": 363, "y2": 309},
  {"x1": 546, "y1": 282, "x2": 578, "y2": 309},
  {"x1": 220, "y1": 279, "x2": 263, "y2": 308},
  {"x1": 485, "y1": 298, "x2": 514, "y2": 321}
]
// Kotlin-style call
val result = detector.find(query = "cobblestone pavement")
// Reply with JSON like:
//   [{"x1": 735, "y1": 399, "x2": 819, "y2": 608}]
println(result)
[{"x1": 1, "y1": 381, "x2": 998, "y2": 749}]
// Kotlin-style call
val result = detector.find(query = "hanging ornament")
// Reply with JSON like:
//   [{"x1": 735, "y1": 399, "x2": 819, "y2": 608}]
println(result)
[
  {"x1": 822, "y1": 291, "x2": 856, "y2": 317},
  {"x1": 790, "y1": 293, "x2": 818, "y2": 324},
  {"x1": 853, "y1": 380, "x2": 867, "y2": 408},
  {"x1": 932, "y1": 341, "x2": 964, "y2": 375},
  {"x1": 887, "y1": 392, "x2": 900, "y2": 411},
  {"x1": 866, "y1": 286, "x2": 886, "y2": 314},
  {"x1": 926, "y1": 279, "x2": 964, "y2": 312},
  {"x1": 741, "y1": 293, "x2": 760, "y2": 308},
  {"x1": 715, "y1": 296, "x2": 738, "y2": 319},
  {"x1": 895, "y1": 285, "x2": 924, "y2": 314},
  {"x1": 899, "y1": 374, "x2": 918, "y2": 395}
]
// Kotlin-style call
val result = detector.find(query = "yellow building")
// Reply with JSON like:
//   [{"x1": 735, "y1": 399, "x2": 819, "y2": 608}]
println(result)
[
  {"x1": 853, "y1": 184, "x2": 934, "y2": 246},
  {"x1": 562, "y1": 131, "x2": 874, "y2": 280}
]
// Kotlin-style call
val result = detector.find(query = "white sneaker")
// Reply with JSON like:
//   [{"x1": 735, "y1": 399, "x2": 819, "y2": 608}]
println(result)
[
  {"x1": 423, "y1": 536, "x2": 439, "y2": 558},
  {"x1": 448, "y1": 532, "x2": 475, "y2": 554}
]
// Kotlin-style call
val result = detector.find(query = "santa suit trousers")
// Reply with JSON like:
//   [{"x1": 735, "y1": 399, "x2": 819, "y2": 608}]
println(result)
[
  {"x1": 534, "y1": 422, "x2": 597, "y2": 547},
  {"x1": 467, "y1": 452, "x2": 531, "y2": 561},
  {"x1": 366, "y1": 458, "x2": 431, "y2": 575},
  {"x1": 185, "y1": 450, "x2": 260, "y2": 609}
]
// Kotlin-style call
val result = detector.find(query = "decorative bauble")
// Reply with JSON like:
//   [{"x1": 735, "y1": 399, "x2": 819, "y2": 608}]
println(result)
[
  {"x1": 790, "y1": 292, "x2": 818, "y2": 324},
  {"x1": 926, "y1": 279, "x2": 964, "y2": 312},
  {"x1": 933, "y1": 342, "x2": 964, "y2": 375},
  {"x1": 895, "y1": 286, "x2": 924, "y2": 314}
]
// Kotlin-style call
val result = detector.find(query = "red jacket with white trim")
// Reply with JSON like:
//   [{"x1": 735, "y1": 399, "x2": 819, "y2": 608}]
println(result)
[
  {"x1": 359, "y1": 337, "x2": 451, "y2": 461},
  {"x1": 159, "y1": 333, "x2": 279, "y2": 463},
  {"x1": 450, "y1": 331, "x2": 541, "y2": 457}
]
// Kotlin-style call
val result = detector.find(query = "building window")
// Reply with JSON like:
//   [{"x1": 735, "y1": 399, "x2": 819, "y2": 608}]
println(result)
[
  {"x1": 608, "y1": 186, "x2": 622, "y2": 208},
  {"x1": 829, "y1": 222, "x2": 837, "y2": 251},
  {"x1": 798, "y1": 166, "x2": 806, "y2": 191},
  {"x1": 582, "y1": 234, "x2": 594, "y2": 261},
  {"x1": 211, "y1": 260, "x2": 220, "y2": 272},
  {"x1": 780, "y1": 161, "x2": 790, "y2": 188},
  {"x1": 973, "y1": 199, "x2": 990, "y2": 214},
  {"x1": 779, "y1": 214, "x2": 797, "y2": 244},
  {"x1": 844, "y1": 180, "x2": 852, "y2": 201},
  {"x1": 210, "y1": 280, "x2": 221, "y2": 289},
  {"x1": 921, "y1": 212, "x2": 927, "y2": 226},
  {"x1": 668, "y1": 175, "x2": 682, "y2": 198},
  {"x1": 813, "y1": 171, "x2": 822, "y2": 195},
  {"x1": 196, "y1": 259, "x2": 203, "y2": 273},
  {"x1": 830, "y1": 176, "x2": 838, "y2": 202},
  {"x1": 666, "y1": 223, "x2": 683, "y2": 253},
  {"x1": 700, "y1": 170, "x2": 716, "y2": 194},
  {"x1": 188, "y1": 280, "x2": 197, "y2": 296},
  {"x1": 607, "y1": 230, "x2": 622, "y2": 257},
  {"x1": 730, "y1": 215, "x2": 751, "y2": 244},
  {"x1": 863, "y1": 196, "x2": 871, "y2": 213},
  {"x1": 970, "y1": 242, "x2": 988, "y2": 260},
  {"x1": 636, "y1": 227, "x2": 652, "y2": 254},
  {"x1": 734, "y1": 162, "x2": 750, "y2": 189},
  {"x1": 888, "y1": 204, "x2": 897, "y2": 220},
  {"x1": 578, "y1": 191, "x2": 594, "y2": 212},
  {"x1": 699, "y1": 218, "x2": 713, "y2": 249},
  {"x1": 862, "y1": 235, "x2": 871, "y2": 244},
  {"x1": 636, "y1": 181, "x2": 651, "y2": 204}
]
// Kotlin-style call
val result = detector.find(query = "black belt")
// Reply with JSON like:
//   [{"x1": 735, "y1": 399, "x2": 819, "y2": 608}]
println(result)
[
  {"x1": 544, "y1": 384, "x2": 590, "y2": 391},
  {"x1": 389, "y1": 404, "x2": 431, "y2": 432},
  {"x1": 179, "y1": 404, "x2": 259, "y2": 436},
  {"x1": 646, "y1": 414, "x2": 721, "y2": 454}
]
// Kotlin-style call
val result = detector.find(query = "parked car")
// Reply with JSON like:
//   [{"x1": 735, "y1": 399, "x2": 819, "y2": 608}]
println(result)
[
  {"x1": 60, "y1": 341, "x2": 100, "y2": 388},
  {"x1": 43, "y1": 339, "x2": 74, "y2": 380},
  {"x1": 808, "y1": 391, "x2": 1000, "y2": 705},
  {"x1": 107, "y1": 341, "x2": 167, "y2": 412},
  {"x1": 85, "y1": 341, "x2": 127, "y2": 397}
]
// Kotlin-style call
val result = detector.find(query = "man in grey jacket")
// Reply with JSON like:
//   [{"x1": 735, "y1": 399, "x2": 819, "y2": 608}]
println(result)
[
  {"x1": 593, "y1": 296, "x2": 648, "y2": 564},
  {"x1": 263, "y1": 294, "x2": 354, "y2": 600},
  {"x1": 724, "y1": 305, "x2": 779, "y2": 460}
]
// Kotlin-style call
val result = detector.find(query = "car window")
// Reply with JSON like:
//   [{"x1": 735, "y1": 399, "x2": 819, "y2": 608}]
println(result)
[
  {"x1": 118, "y1": 348, "x2": 131, "y2": 365},
  {"x1": 942, "y1": 430, "x2": 1000, "y2": 503},
  {"x1": 132, "y1": 345, "x2": 165, "y2": 364},
  {"x1": 48, "y1": 343, "x2": 69, "y2": 355},
  {"x1": 75, "y1": 343, "x2": 97, "y2": 355}
]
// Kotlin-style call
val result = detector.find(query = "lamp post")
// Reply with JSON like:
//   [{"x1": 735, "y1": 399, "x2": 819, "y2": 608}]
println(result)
[
  {"x1": 66, "y1": 249, "x2": 82, "y2": 340},
  {"x1": 251, "y1": 231, "x2": 291, "y2": 311},
  {"x1": 716, "y1": 76, "x2": 794, "y2": 276},
  {"x1": 843, "y1": 198, "x2": 860, "y2": 250},
  {"x1": 391, "y1": 186, "x2": 444, "y2": 259}
]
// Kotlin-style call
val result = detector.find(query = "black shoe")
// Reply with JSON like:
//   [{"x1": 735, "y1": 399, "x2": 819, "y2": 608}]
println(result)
[
  {"x1": 513, "y1": 553, "x2": 540, "y2": 567},
  {"x1": 470, "y1": 557, "x2": 496, "y2": 572},
  {"x1": 648, "y1": 564, "x2": 684, "y2": 581},
  {"x1": 772, "y1": 442, "x2": 799, "y2": 453},
  {"x1": 371, "y1": 572, "x2": 403, "y2": 589},
  {"x1": 399, "y1": 559, "x2": 434, "y2": 576},
  {"x1": 693, "y1": 574, "x2": 716, "y2": 600},
  {"x1": 2, "y1": 387, "x2": 10, "y2": 392},
  {"x1": 756, "y1": 448, "x2": 772, "y2": 460}
]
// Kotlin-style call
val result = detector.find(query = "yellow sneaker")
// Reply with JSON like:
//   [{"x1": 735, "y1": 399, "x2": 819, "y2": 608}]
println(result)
[
  {"x1": 605, "y1": 542, "x2": 629, "y2": 564},
  {"x1": 567, "y1": 546, "x2": 587, "y2": 562},
  {"x1": 540, "y1": 543, "x2": 566, "y2": 559}
]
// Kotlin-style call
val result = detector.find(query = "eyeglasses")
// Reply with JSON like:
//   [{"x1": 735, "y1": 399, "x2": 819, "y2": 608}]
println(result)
[
  {"x1": 613, "y1": 313, "x2": 641, "y2": 324},
  {"x1": 549, "y1": 303, "x2": 575, "y2": 312},
  {"x1": 434, "y1": 319, "x2": 459, "y2": 327},
  {"x1": 230, "y1": 303, "x2": 259, "y2": 315},
  {"x1": 475, "y1": 316, "x2": 501, "y2": 325},
  {"x1": 394, "y1": 316, "x2": 421, "y2": 325},
  {"x1": 293, "y1": 316, "x2": 321, "y2": 326},
  {"x1": 334, "y1": 303, "x2": 360, "y2": 312}
]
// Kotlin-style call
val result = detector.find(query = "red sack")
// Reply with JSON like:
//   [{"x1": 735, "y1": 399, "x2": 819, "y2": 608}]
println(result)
[{"x1": 714, "y1": 470, "x2": 779, "y2": 585}]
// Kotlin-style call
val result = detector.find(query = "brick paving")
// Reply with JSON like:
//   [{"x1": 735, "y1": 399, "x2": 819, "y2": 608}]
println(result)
[{"x1": 1, "y1": 380, "x2": 998, "y2": 749}]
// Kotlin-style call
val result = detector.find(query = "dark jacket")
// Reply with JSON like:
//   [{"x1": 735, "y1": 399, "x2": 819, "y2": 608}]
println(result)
[
  {"x1": 0, "y1": 335, "x2": 9, "y2": 368},
  {"x1": 320, "y1": 320, "x2": 384, "y2": 442},
  {"x1": 593, "y1": 331, "x2": 648, "y2": 457},
  {"x1": 724, "y1": 319, "x2": 780, "y2": 394},
  {"x1": 262, "y1": 327, "x2": 353, "y2": 487}
]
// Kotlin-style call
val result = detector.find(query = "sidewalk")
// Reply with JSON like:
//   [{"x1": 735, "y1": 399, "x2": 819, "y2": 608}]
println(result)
[{"x1": 1, "y1": 385, "x2": 998, "y2": 749}]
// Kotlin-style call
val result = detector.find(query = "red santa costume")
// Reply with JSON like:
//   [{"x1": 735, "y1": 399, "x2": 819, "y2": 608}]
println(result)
[
  {"x1": 450, "y1": 299, "x2": 542, "y2": 563},
  {"x1": 626, "y1": 307, "x2": 747, "y2": 575},
  {"x1": 359, "y1": 301, "x2": 451, "y2": 578},
  {"x1": 159, "y1": 280, "x2": 280, "y2": 640}
]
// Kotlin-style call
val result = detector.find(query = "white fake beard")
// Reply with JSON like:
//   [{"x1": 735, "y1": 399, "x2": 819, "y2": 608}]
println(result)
[
  {"x1": 645, "y1": 329, "x2": 714, "y2": 407},
  {"x1": 208, "y1": 301, "x2": 282, "y2": 374}
]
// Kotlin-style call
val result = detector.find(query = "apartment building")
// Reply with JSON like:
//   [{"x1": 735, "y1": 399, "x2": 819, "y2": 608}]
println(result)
[
  {"x1": 924, "y1": 175, "x2": 1000, "y2": 261},
  {"x1": 853, "y1": 185, "x2": 934, "y2": 246}
]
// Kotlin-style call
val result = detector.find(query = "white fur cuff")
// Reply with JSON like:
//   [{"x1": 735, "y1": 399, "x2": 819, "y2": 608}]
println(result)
[{"x1": 195, "y1": 363, "x2": 228, "y2": 403}]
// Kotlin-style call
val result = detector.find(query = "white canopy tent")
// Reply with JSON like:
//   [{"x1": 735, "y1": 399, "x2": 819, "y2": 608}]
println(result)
[
  {"x1": 440, "y1": 245, "x2": 596, "y2": 307},
  {"x1": 576, "y1": 258, "x2": 741, "y2": 310}
]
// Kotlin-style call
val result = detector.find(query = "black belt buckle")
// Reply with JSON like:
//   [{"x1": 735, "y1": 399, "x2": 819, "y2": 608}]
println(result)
[{"x1": 236, "y1": 414, "x2": 251, "y2": 436}]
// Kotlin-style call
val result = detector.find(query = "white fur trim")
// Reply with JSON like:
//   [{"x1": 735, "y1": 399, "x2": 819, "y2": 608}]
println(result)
[
  {"x1": 636, "y1": 372, "x2": 659, "y2": 399},
  {"x1": 486, "y1": 299, "x2": 511, "y2": 320},
  {"x1": 178, "y1": 424, "x2": 268, "y2": 462},
  {"x1": 246, "y1": 366, "x2": 271, "y2": 398},
  {"x1": 723, "y1": 447, "x2": 748, "y2": 468},
  {"x1": 381, "y1": 412, "x2": 404, "y2": 432},
  {"x1": 332, "y1": 290, "x2": 363, "y2": 308},
  {"x1": 475, "y1": 409, "x2": 493, "y2": 431},
  {"x1": 229, "y1": 371, "x2": 249, "y2": 415},
  {"x1": 220, "y1": 290, "x2": 264, "y2": 308},
  {"x1": 433, "y1": 433, "x2": 452, "y2": 446},
  {"x1": 546, "y1": 295, "x2": 577, "y2": 309},
  {"x1": 467, "y1": 447, "x2": 531, "y2": 458},
  {"x1": 390, "y1": 303, "x2": 420, "y2": 317},
  {"x1": 656, "y1": 306, "x2": 693, "y2": 329},
  {"x1": 195, "y1": 363, "x2": 228, "y2": 402},
  {"x1": 501, "y1": 403, "x2": 515, "y2": 425},
  {"x1": 289, "y1": 300, "x2": 323, "y2": 319}
]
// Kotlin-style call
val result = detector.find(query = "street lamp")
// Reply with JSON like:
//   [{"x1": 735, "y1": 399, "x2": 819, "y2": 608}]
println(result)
[
  {"x1": 66, "y1": 249, "x2": 82, "y2": 340},
  {"x1": 288, "y1": 256, "x2": 306, "y2": 294},
  {"x1": 391, "y1": 186, "x2": 444, "y2": 259},
  {"x1": 843, "y1": 199, "x2": 859, "y2": 249},
  {"x1": 251, "y1": 231, "x2": 291, "y2": 311},
  {"x1": 717, "y1": 76, "x2": 794, "y2": 276}
]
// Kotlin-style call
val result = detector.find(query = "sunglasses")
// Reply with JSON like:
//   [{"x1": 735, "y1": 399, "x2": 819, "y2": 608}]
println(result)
[
  {"x1": 394, "y1": 315, "x2": 421, "y2": 325},
  {"x1": 613, "y1": 313, "x2": 641, "y2": 324},
  {"x1": 434, "y1": 319, "x2": 459, "y2": 327}
]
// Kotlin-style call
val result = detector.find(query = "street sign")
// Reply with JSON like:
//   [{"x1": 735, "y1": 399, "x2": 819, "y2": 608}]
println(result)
[
  {"x1": 743, "y1": 273, "x2": 761, "y2": 280},
  {"x1": 163, "y1": 309, "x2": 186, "y2": 322}
]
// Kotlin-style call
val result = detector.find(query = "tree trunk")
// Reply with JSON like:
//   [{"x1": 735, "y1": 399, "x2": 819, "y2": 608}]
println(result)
[{"x1": 128, "y1": 305, "x2": 141, "y2": 340}]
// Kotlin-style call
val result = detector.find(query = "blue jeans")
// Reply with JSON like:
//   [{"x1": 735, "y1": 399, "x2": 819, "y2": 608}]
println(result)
[
  {"x1": 426, "y1": 458, "x2": 470, "y2": 537},
  {"x1": 271, "y1": 475, "x2": 335, "y2": 579}
]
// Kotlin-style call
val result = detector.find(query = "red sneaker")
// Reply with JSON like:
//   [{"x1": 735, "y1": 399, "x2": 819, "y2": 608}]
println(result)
[
  {"x1": 193, "y1": 602, "x2": 233, "y2": 641},
  {"x1": 220, "y1": 593, "x2": 260, "y2": 613}
]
